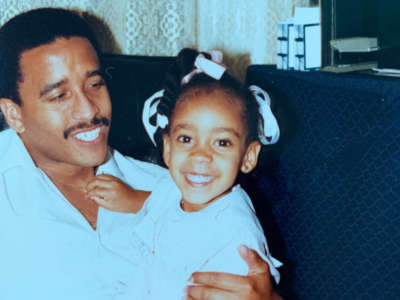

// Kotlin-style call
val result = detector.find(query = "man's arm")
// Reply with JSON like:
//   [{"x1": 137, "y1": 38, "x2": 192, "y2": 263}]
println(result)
[{"x1": 186, "y1": 245, "x2": 283, "y2": 300}]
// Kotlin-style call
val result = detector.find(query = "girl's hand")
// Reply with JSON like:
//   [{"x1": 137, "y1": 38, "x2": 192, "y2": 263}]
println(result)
[
  {"x1": 186, "y1": 245, "x2": 282, "y2": 300},
  {"x1": 86, "y1": 174, "x2": 149, "y2": 213}
]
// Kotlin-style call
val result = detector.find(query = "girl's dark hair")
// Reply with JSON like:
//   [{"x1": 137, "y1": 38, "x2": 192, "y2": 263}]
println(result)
[{"x1": 154, "y1": 48, "x2": 260, "y2": 149}]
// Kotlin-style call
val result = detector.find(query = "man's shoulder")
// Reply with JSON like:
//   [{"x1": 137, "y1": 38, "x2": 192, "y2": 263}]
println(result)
[
  {"x1": 112, "y1": 149, "x2": 168, "y2": 176},
  {"x1": 214, "y1": 186, "x2": 262, "y2": 231},
  {"x1": 112, "y1": 149, "x2": 169, "y2": 190},
  {"x1": 0, "y1": 128, "x2": 13, "y2": 148},
  {"x1": 0, "y1": 129, "x2": 17, "y2": 170}
]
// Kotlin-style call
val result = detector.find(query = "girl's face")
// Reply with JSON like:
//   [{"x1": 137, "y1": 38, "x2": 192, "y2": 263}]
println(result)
[{"x1": 163, "y1": 89, "x2": 260, "y2": 212}]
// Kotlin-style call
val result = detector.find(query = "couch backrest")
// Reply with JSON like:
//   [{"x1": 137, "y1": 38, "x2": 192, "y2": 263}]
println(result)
[
  {"x1": 246, "y1": 65, "x2": 400, "y2": 300},
  {"x1": 101, "y1": 54, "x2": 174, "y2": 163}
]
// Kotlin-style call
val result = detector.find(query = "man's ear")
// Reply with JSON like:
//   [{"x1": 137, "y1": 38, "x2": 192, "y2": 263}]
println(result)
[
  {"x1": 162, "y1": 134, "x2": 171, "y2": 168},
  {"x1": 240, "y1": 141, "x2": 261, "y2": 174},
  {"x1": 0, "y1": 98, "x2": 25, "y2": 133}
]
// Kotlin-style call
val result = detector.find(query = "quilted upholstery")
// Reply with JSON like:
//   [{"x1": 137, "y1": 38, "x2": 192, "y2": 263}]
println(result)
[{"x1": 246, "y1": 65, "x2": 400, "y2": 300}]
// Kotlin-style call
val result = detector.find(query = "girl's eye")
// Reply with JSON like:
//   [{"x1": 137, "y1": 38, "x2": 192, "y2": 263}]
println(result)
[
  {"x1": 177, "y1": 135, "x2": 192, "y2": 143},
  {"x1": 216, "y1": 139, "x2": 232, "y2": 147}
]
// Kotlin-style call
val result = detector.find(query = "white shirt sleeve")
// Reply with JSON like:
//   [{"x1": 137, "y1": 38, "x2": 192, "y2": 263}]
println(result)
[
  {"x1": 113, "y1": 150, "x2": 169, "y2": 192},
  {"x1": 194, "y1": 227, "x2": 282, "y2": 284}
]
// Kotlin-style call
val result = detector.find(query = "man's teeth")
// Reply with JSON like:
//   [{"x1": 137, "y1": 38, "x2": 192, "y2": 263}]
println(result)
[
  {"x1": 186, "y1": 174, "x2": 213, "y2": 184},
  {"x1": 74, "y1": 128, "x2": 100, "y2": 142}
]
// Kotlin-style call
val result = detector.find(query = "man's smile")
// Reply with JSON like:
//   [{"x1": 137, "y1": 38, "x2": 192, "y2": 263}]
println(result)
[{"x1": 72, "y1": 127, "x2": 101, "y2": 142}]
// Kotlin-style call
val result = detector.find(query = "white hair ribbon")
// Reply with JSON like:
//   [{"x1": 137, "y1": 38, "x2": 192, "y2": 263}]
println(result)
[
  {"x1": 181, "y1": 50, "x2": 226, "y2": 85},
  {"x1": 142, "y1": 89, "x2": 168, "y2": 145},
  {"x1": 249, "y1": 85, "x2": 280, "y2": 145}
]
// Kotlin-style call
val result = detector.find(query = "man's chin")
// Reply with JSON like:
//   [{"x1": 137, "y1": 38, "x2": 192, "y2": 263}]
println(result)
[{"x1": 74, "y1": 147, "x2": 108, "y2": 168}]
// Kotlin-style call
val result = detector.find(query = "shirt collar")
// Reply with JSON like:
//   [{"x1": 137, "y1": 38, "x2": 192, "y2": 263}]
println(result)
[
  {"x1": 0, "y1": 128, "x2": 37, "y2": 174},
  {"x1": 96, "y1": 149, "x2": 125, "y2": 179},
  {"x1": 0, "y1": 128, "x2": 126, "y2": 225}
]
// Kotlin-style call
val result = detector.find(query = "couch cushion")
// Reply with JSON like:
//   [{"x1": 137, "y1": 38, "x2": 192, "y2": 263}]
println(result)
[{"x1": 246, "y1": 65, "x2": 400, "y2": 300}]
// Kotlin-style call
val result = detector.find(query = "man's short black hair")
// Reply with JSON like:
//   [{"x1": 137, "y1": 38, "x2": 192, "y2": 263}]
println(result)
[{"x1": 0, "y1": 7, "x2": 102, "y2": 105}]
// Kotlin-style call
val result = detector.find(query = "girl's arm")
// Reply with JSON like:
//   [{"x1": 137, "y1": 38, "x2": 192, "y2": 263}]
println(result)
[{"x1": 86, "y1": 174, "x2": 150, "y2": 213}]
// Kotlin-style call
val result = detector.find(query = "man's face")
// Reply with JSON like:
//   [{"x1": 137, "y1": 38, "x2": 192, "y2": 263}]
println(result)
[{"x1": 15, "y1": 36, "x2": 111, "y2": 168}]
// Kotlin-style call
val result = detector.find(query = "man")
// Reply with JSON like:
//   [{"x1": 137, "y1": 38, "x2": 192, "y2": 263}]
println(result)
[{"x1": 0, "y1": 8, "x2": 282, "y2": 300}]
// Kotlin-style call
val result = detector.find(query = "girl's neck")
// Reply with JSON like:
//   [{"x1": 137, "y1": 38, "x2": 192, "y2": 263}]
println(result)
[{"x1": 180, "y1": 187, "x2": 232, "y2": 212}]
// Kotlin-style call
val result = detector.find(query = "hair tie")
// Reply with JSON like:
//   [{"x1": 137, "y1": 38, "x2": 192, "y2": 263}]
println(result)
[
  {"x1": 249, "y1": 85, "x2": 280, "y2": 145},
  {"x1": 142, "y1": 89, "x2": 168, "y2": 146},
  {"x1": 181, "y1": 50, "x2": 226, "y2": 85}
]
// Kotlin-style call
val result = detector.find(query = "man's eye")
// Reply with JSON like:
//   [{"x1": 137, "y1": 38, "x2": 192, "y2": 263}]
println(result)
[
  {"x1": 50, "y1": 92, "x2": 67, "y2": 102},
  {"x1": 216, "y1": 139, "x2": 232, "y2": 147},
  {"x1": 89, "y1": 80, "x2": 105, "y2": 89},
  {"x1": 177, "y1": 135, "x2": 192, "y2": 143}
]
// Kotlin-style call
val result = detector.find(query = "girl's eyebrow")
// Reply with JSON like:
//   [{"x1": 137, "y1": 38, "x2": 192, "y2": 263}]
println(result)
[
  {"x1": 171, "y1": 123, "x2": 194, "y2": 133},
  {"x1": 213, "y1": 127, "x2": 241, "y2": 138},
  {"x1": 172, "y1": 123, "x2": 241, "y2": 138}
]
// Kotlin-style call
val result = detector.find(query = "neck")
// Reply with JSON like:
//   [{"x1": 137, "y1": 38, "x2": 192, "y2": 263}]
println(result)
[
  {"x1": 43, "y1": 163, "x2": 96, "y2": 190},
  {"x1": 41, "y1": 163, "x2": 99, "y2": 230}
]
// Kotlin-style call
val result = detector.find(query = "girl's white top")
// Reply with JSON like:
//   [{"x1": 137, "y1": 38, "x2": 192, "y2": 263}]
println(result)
[{"x1": 114, "y1": 174, "x2": 282, "y2": 300}]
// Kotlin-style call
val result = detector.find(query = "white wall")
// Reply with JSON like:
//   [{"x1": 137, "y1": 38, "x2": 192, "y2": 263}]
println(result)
[{"x1": 0, "y1": 0, "x2": 311, "y2": 78}]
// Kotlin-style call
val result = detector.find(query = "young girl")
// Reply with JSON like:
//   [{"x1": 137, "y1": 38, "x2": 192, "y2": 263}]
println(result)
[{"x1": 87, "y1": 48, "x2": 282, "y2": 299}]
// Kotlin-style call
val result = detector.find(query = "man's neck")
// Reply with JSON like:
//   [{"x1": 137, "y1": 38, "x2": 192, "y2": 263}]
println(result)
[
  {"x1": 43, "y1": 163, "x2": 99, "y2": 230},
  {"x1": 19, "y1": 133, "x2": 102, "y2": 229},
  {"x1": 42, "y1": 163, "x2": 96, "y2": 191}
]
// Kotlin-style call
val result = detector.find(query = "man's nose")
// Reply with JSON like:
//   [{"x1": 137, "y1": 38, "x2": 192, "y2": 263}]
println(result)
[{"x1": 71, "y1": 90, "x2": 99, "y2": 120}]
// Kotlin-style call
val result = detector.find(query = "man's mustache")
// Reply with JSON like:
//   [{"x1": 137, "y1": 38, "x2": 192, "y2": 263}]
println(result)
[{"x1": 63, "y1": 117, "x2": 110, "y2": 139}]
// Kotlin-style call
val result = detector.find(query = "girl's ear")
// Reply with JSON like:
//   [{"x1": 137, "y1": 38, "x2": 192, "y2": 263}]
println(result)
[
  {"x1": 0, "y1": 98, "x2": 25, "y2": 133},
  {"x1": 240, "y1": 141, "x2": 261, "y2": 174},
  {"x1": 162, "y1": 134, "x2": 171, "y2": 167}
]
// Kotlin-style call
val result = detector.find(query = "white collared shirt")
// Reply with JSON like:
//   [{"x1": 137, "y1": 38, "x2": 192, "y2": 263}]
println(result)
[{"x1": 0, "y1": 128, "x2": 167, "y2": 300}]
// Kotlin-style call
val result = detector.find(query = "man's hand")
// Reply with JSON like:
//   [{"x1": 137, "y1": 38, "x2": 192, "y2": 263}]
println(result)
[
  {"x1": 186, "y1": 245, "x2": 282, "y2": 300},
  {"x1": 86, "y1": 174, "x2": 149, "y2": 213}
]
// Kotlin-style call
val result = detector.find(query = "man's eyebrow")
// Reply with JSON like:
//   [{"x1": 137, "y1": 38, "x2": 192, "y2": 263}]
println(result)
[
  {"x1": 39, "y1": 79, "x2": 67, "y2": 97},
  {"x1": 87, "y1": 69, "x2": 105, "y2": 78},
  {"x1": 39, "y1": 70, "x2": 104, "y2": 98}
]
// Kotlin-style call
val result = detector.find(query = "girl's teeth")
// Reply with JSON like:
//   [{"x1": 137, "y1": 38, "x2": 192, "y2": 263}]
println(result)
[
  {"x1": 186, "y1": 174, "x2": 213, "y2": 183},
  {"x1": 75, "y1": 128, "x2": 100, "y2": 142}
]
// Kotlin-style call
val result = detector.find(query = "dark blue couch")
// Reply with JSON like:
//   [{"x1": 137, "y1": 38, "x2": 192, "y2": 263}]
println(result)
[
  {"x1": 246, "y1": 66, "x2": 400, "y2": 299},
  {"x1": 1, "y1": 56, "x2": 399, "y2": 299}
]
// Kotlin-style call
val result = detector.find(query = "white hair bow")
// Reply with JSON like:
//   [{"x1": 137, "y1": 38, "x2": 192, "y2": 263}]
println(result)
[
  {"x1": 181, "y1": 50, "x2": 226, "y2": 85},
  {"x1": 249, "y1": 85, "x2": 280, "y2": 145},
  {"x1": 142, "y1": 89, "x2": 167, "y2": 146}
]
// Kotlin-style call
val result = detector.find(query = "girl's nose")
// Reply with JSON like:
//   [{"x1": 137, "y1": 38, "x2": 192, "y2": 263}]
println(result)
[{"x1": 190, "y1": 144, "x2": 212, "y2": 163}]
